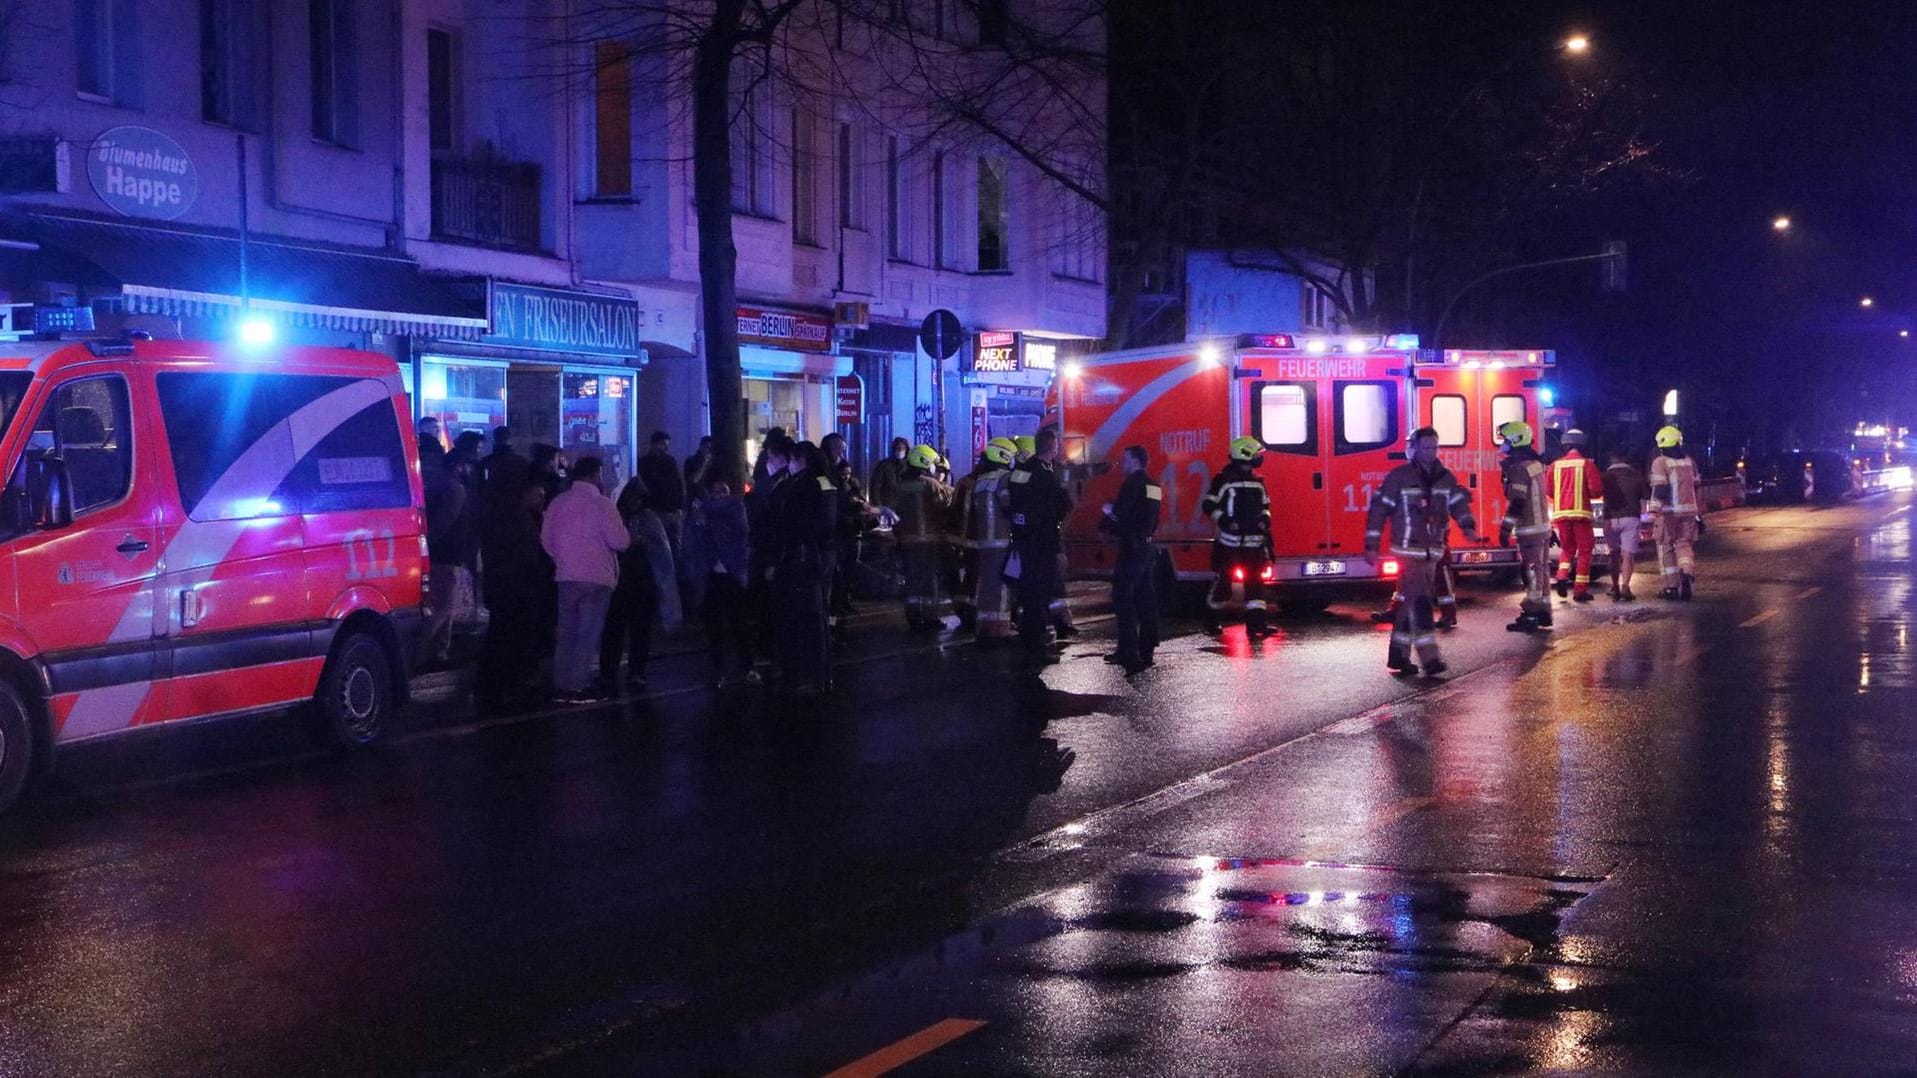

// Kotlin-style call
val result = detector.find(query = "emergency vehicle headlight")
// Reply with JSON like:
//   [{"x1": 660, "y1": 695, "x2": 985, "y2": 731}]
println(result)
[
  {"x1": 1198, "y1": 344, "x2": 1222, "y2": 365},
  {"x1": 1346, "y1": 337, "x2": 1369, "y2": 354},
  {"x1": 1304, "y1": 339, "x2": 1328, "y2": 355},
  {"x1": 1489, "y1": 360, "x2": 1506, "y2": 370},
  {"x1": 1381, "y1": 559, "x2": 1401, "y2": 577},
  {"x1": 1463, "y1": 360, "x2": 1483, "y2": 370}
]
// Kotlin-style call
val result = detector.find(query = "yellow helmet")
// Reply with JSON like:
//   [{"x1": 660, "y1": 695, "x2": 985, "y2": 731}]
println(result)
[
  {"x1": 1014, "y1": 435, "x2": 1037, "y2": 461},
  {"x1": 1228, "y1": 436, "x2": 1264, "y2": 462},
  {"x1": 1655, "y1": 425, "x2": 1684, "y2": 449},
  {"x1": 983, "y1": 437, "x2": 1017, "y2": 466},
  {"x1": 1498, "y1": 420, "x2": 1534, "y2": 448},
  {"x1": 908, "y1": 443, "x2": 941, "y2": 471}
]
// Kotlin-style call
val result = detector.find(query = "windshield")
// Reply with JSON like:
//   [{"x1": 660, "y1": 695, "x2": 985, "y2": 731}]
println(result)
[{"x1": 0, "y1": 373, "x2": 29, "y2": 447}]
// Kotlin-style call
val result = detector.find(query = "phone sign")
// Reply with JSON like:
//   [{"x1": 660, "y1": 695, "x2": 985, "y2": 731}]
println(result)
[{"x1": 972, "y1": 331, "x2": 1020, "y2": 374}]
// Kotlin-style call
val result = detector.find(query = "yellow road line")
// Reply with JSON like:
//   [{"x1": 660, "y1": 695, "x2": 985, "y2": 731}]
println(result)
[
  {"x1": 824, "y1": 1018, "x2": 989, "y2": 1078},
  {"x1": 1739, "y1": 608, "x2": 1780, "y2": 628}
]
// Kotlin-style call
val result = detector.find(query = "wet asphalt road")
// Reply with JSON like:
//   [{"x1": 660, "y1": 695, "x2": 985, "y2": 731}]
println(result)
[{"x1": 0, "y1": 494, "x2": 1913, "y2": 1076}]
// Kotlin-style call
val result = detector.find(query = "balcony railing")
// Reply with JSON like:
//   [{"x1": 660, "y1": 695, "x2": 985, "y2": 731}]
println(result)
[{"x1": 431, "y1": 153, "x2": 543, "y2": 252}]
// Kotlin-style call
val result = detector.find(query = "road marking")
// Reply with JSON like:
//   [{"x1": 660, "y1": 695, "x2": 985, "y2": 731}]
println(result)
[
  {"x1": 824, "y1": 1018, "x2": 988, "y2": 1078},
  {"x1": 1792, "y1": 586, "x2": 1822, "y2": 601},
  {"x1": 1739, "y1": 608, "x2": 1780, "y2": 628}
]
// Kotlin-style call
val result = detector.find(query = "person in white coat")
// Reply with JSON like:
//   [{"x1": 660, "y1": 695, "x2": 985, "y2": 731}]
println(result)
[{"x1": 540, "y1": 456, "x2": 630, "y2": 703}]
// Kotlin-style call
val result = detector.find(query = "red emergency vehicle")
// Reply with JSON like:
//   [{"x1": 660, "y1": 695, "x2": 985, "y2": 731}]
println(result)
[
  {"x1": 0, "y1": 333, "x2": 425, "y2": 812},
  {"x1": 1053, "y1": 335, "x2": 1553, "y2": 602}
]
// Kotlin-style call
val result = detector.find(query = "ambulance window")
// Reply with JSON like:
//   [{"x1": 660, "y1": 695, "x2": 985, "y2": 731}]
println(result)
[
  {"x1": 1257, "y1": 383, "x2": 1315, "y2": 453},
  {"x1": 1335, "y1": 381, "x2": 1397, "y2": 454},
  {"x1": 17, "y1": 376, "x2": 133, "y2": 517},
  {"x1": 1491, "y1": 395, "x2": 1526, "y2": 444},
  {"x1": 1429, "y1": 395, "x2": 1467, "y2": 447}
]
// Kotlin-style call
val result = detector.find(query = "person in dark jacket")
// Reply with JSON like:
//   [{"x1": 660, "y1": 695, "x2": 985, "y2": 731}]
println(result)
[
  {"x1": 599, "y1": 478, "x2": 663, "y2": 693},
  {"x1": 1005, "y1": 428, "x2": 1073, "y2": 667},
  {"x1": 746, "y1": 433, "x2": 795, "y2": 668},
  {"x1": 420, "y1": 434, "x2": 468, "y2": 665},
  {"x1": 1602, "y1": 450, "x2": 1649, "y2": 602},
  {"x1": 770, "y1": 441, "x2": 839, "y2": 695},
  {"x1": 751, "y1": 426, "x2": 788, "y2": 491},
  {"x1": 1101, "y1": 445, "x2": 1162, "y2": 673},
  {"x1": 869, "y1": 437, "x2": 911, "y2": 509},
  {"x1": 683, "y1": 435, "x2": 715, "y2": 490},
  {"x1": 684, "y1": 472, "x2": 756, "y2": 687},
  {"x1": 475, "y1": 475, "x2": 551, "y2": 711},
  {"x1": 529, "y1": 443, "x2": 569, "y2": 504},
  {"x1": 637, "y1": 430, "x2": 687, "y2": 554},
  {"x1": 481, "y1": 426, "x2": 529, "y2": 496}
]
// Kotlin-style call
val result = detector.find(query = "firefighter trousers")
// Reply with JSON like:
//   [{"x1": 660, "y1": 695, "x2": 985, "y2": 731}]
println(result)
[
  {"x1": 1389, "y1": 557, "x2": 1444, "y2": 668},
  {"x1": 973, "y1": 544, "x2": 1014, "y2": 639},
  {"x1": 1655, "y1": 513, "x2": 1699, "y2": 583},
  {"x1": 900, "y1": 538, "x2": 945, "y2": 627},
  {"x1": 1017, "y1": 541, "x2": 1062, "y2": 656},
  {"x1": 1553, "y1": 518, "x2": 1596, "y2": 592},
  {"x1": 1518, "y1": 533, "x2": 1553, "y2": 619},
  {"x1": 1208, "y1": 542, "x2": 1270, "y2": 622},
  {"x1": 1111, "y1": 548, "x2": 1160, "y2": 664}
]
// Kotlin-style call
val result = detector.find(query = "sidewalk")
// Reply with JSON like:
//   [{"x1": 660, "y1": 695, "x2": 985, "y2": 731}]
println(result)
[{"x1": 409, "y1": 580, "x2": 1112, "y2": 703}]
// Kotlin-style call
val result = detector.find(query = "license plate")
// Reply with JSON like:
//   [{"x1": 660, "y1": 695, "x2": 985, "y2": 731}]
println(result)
[
  {"x1": 1594, "y1": 542, "x2": 1611, "y2": 556},
  {"x1": 1302, "y1": 560, "x2": 1347, "y2": 577},
  {"x1": 1461, "y1": 550, "x2": 1494, "y2": 565}
]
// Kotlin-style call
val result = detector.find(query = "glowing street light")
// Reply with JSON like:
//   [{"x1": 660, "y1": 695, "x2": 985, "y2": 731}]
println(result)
[
  {"x1": 1901, "y1": 330, "x2": 1910, "y2": 339},
  {"x1": 1771, "y1": 215, "x2": 1792, "y2": 232},
  {"x1": 1861, "y1": 296, "x2": 1876, "y2": 309},
  {"x1": 1563, "y1": 34, "x2": 1591, "y2": 53}
]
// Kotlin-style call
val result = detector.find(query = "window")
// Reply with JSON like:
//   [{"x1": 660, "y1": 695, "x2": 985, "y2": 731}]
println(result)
[
  {"x1": 427, "y1": 28, "x2": 458, "y2": 154},
  {"x1": 1429, "y1": 395, "x2": 1467, "y2": 447},
  {"x1": 932, "y1": 150, "x2": 952, "y2": 268},
  {"x1": 839, "y1": 122, "x2": 866, "y2": 230},
  {"x1": 310, "y1": 0, "x2": 359, "y2": 146},
  {"x1": 1301, "y1": 285, "x2": 1331, "y2": 330},
  {"x1": 729, "y1": 80, "x2": 775, "y2": 215},
  {"x1": 17, "y1": 377, "x2": 132, "y2": 517},
  {"x1": 562, "y1": 373, "x2": 634, "y2": 491},
  {"x1": 592, "y1": 40, "x2": 633, "y2": 196},
  {"x1": 157, "y1": 374, "x2": 410, "y2": 520},
  {"x1": 792, "y1": 107, "x2": 821, "y2": 244},
  {"x1": 1257, "y1": 383, "x2": 1315, "y2": 452},
  {"x1": 1491, "y1": 395, "x2": 1527, "y2": 444},
  {"x1": 1335, "y1": 382, "x2": 1397, "y2": 453},
  {"x1": 977, "y1": 156, "x2": 1009, "y2": 271},
  {"x1": 76, "y1": 0, "x2": 141, "y2": 105},
  {"x1": 887, "y1": 136, "x2": 917, "y2": 262},
  {"x1": 1051, "y1": 184, "x2": 1101, "y2": 282},
  {"x1": 201, "y1": 0, "x2": 257, "y2": 127}
]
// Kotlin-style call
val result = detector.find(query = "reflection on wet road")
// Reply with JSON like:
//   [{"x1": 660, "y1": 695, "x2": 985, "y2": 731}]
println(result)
[{"x1": 1, "y1": 495, "x2": 1914, "y2": 1076}]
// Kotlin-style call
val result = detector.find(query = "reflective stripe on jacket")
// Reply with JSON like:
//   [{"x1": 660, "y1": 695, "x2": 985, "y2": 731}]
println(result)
[
  {"x1": 1648, "y1": 454, "x2": 1700, "y2": 514},
  {"x1": 1500, "y1": 452, "x2": 1553, "y2": 537},
  {"x1": 1365, "y1": 461, "x2": 1477, "y2": 559},
  {"x1": 1549, "y1": 450, "x2": 1602, "y2": 520}
]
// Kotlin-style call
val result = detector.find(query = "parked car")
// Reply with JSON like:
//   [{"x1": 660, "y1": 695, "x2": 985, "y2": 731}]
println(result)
[
  {"x1": 1744, "y1": 450, "x2": 1854, "y2": 504},
  {"x1": 0, "y1": 336, "x2": 425, "y2": 813}
]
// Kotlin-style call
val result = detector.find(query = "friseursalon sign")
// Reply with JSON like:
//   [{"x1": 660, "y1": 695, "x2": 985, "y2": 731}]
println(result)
[{"x1": 485, "y1": 282, "x2": 641, "y2": 359}]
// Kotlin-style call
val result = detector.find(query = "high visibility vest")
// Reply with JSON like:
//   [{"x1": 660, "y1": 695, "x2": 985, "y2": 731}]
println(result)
[{"x1": 1550, "y1": 453, "x2": 1600, "y2": 520}]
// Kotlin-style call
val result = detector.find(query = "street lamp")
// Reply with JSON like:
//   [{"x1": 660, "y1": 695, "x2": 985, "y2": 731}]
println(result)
[
  {"x1": 1900, "y1": 329, "x2": 1910, "y2": 339},
  {"x1": 1771, "y1": 215, "x2": 1792, "y2": 232},
  {"x1": 1861, "y1": 296, "x2": 1876, "y2": 309},
  {"x1": 1562, "y1": 34, "x2": 1591, "y2": 53}
]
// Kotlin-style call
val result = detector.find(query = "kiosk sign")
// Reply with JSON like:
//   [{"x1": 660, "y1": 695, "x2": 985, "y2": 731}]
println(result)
[{"x1": 87, "y1": 126, "x2": 197, "y2": 220}]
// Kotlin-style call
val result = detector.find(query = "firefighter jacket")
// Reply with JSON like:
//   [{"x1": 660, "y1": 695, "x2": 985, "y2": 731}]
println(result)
[
  {"x1": 1648, "y1": 452, "x2": 1700, "y2": 515},
  {"x1": 963, "y1": 467, "x2": 1013, "y2": 549},
  {"x1": 1004, "y1": 458, "x2": 1071, "y2": 549},
  {"x1": 1549, "y1": 449, "x2": 1603, "y2": 521},
  {"x1": 1202, "y1": 461, "x2": 1270, "y2": 550},
  {"x1": 1499, "y1": 448, "x2": 1553, "y2": 539},
  {"x1": 1099, "y1": 470, "x2": 1162, "y2": 559},
  {"x1": 1366, "y1": 461, "x2": 1477, "y2": 560},
  {"x1": 891, "y1": 469, "x2": 952, "y2": 543}
]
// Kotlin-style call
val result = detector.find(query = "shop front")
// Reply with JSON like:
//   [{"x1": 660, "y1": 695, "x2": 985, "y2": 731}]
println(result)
[
  {"x1": 413, "y1": 281, "x2": 646, "y2": 488},
  {"x1": 737, "y1": 304, "x2": 847, "y2": 465},
  {"x1": 948, "y1": 330, "x2": 1056, "y2": 463}
]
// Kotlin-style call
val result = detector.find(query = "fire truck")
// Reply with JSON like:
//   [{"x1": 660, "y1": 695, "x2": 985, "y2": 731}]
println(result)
[{"x1": 1051, "y1": 334, "x2": 1553, "y2": 605}]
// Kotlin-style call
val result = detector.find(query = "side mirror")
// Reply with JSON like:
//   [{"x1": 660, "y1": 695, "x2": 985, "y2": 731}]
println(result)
[{"x1": 26, "y1": 455, "x2": 73, "y2": 529}]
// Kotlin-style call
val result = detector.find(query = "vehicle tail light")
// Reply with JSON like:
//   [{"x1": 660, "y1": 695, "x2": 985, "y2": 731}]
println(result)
[
  {"x1": 1260, "y1": 565, "x2": 1276, "y2": 583},
  {"x1": 1231, "y1": 565, "x2": 1246, "y2": 582},
  {"x1": 1381, "y1": 559, "x2": 1401, "y2": 577}
]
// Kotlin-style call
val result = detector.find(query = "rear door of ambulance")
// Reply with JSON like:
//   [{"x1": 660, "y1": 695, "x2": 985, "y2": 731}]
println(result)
[
  {"x1": 1320, "y1": 353, "x2": 1410, "y2": 580},
  {"x1": 1414, "y1": 351, "x2": 1545, "y2": 571},
  {"x1": 6, "y1": 352, "x2": 169, "y2": 743}
]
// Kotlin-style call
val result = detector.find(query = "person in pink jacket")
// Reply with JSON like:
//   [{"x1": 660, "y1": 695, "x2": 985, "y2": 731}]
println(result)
[{"x1": 539, "y1": 456, "x2": 631, "y2": 703}]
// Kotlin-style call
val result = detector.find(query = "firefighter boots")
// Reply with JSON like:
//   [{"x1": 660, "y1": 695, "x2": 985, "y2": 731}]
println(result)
[
  {"x1": 1680, "y1": 573, "x2": 1694, "y2": 601},
  {"x1": 1507, "y1": 613, "x2": 1542, "y2": 633}
]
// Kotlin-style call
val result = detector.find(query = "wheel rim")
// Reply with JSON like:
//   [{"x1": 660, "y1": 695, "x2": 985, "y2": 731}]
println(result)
[{"x1": 338, "y1": 663, "x2": 381, "y2": 740}]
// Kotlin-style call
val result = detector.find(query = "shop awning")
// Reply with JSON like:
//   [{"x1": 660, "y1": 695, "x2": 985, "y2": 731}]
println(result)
[{"x1": 3, "y1": 213, "x2": 488, "y2": 338}]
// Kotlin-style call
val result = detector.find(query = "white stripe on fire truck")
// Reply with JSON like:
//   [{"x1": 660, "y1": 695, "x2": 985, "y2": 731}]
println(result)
[
  {"x1": 1086, "y1": 357, "x2": 1215, "y2": 463},
  {"x1": 105, "y1": 378, "x2": 394, "y2": 645},
  {"x1": 57, "y1": 681, "x2": 151, "y2": 742}
]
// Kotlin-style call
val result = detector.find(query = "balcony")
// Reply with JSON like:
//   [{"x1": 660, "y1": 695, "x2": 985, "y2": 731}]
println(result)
[{"x1": 430, "y1": 151, "x2": 543, "y2": 252}]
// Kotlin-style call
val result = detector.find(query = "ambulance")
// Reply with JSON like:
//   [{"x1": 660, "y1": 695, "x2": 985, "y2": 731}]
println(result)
[
  {"x1": 1052, "y1": 334, "x2": 1553, "y2": 605},
  {"x1": 0, "y1": 328, "x2": 425, "y2": 813}
]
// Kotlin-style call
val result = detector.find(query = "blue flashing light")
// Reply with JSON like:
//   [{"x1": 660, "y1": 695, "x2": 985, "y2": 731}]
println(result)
[
  {"x1": 238, "y1": 316, "x2": 277, "y2": 347},
  {"x1": 1539, "y1": 386, "x2": 1556, "y2": 408}
]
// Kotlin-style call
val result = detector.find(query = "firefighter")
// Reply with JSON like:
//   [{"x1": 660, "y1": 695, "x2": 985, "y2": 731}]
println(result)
[
  {"x1": 893, "y1": 443, "x2": 954, "y2": 629},
  {"x1": 1496, "y1": 421, "x2": 1555, "y2": 633},
  {"x1": 1014, "y1": 435, "x2": 1036, "y2": 464},
  {"x1": 1549, "y1": 428, "x2": 1604, "y2": 602},
  {"x1": 963, "y1": 437, "x2": 1020, "y2": 642},
  {"x1": 1100, "y1": 444, "x2": 1162, "y2": 673},
  {"x1": 1365, "y1": 427, "x2": 1484, "y2": 677},
  {"x1": 947, "y1": 448, "x2": 992, "y2": 627},
  {"x1": 1005, "y1": 428, "x2": 1072, "y2": 667},
  {"x1": 1202, "y1": 436, "x2": 1276, "y2": 634},
  {"x1": 770, "y1": 441, "x2": 839, "y2": 696},
  {"x1": 1649, "y1": 425, "x2": 1701, "y2": 600}
]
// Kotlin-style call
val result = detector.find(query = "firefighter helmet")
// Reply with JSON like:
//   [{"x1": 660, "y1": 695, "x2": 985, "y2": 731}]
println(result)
[
  {"x1": 1014, "y1": 435, "x2": 1037, "y2": 461},
  {"x1": 1655, "y1": 425, "x2": 1684, "y2": 449},
  {"x1": 1498, "y1": 420, "x2": 1535, "y2": 448},
  {"x1": 1562, "y1": 428, "x2": 1589, "y2": 449},
  {"x1": 1228, "y1": 436, "x2": 1264, "y2": 462},
  {"x1": 908, "y1": 444, "x2": 941, "y2": 471},
  {"x1": 983, "y1": 437, "x2": 1017, "y2": 466}
]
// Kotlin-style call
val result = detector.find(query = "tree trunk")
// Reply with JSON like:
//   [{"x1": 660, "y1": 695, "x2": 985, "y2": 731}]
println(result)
[{"x1": 692, "y1": 10, "x2": 744, "y2": 487}]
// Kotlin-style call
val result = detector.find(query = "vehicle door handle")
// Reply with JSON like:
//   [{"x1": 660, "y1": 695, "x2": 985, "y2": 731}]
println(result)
[
  {"x1": 116, "y1": 538, "x2": 150, "y2": 554},
  {"x1": 1469, "y1": 473, "x2": 1478, "y2": 489},
  {"x1": 1312, "y1": 472, "x2": 1323, "y2": 490}
]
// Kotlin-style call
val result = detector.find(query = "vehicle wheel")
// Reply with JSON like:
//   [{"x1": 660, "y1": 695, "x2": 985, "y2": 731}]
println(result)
[
  {"x1": 315, "y1": 633, "x2": 393, "y2": 748},
  {"x1": 0, "y1": 679, "x2": 37, "y2": 814}
]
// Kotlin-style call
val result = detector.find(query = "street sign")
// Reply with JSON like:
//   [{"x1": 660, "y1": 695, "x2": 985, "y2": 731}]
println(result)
[
  {"x1": 835, "y1": 375, "x2": 864, "y2": 424},
  {"x1": 919, "y1": 308, "x2": 963, "y2": 361}
]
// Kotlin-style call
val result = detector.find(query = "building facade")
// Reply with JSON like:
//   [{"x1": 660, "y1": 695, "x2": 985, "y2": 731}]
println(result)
[{"x1": 0, "y1": 0, "x2": 1104, "y2": 479}]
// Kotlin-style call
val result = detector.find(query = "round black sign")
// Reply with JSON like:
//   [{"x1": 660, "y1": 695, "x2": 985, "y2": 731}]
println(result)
[{"x1": 918, "y1": 309, "x2": 964, "y2": 361}]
